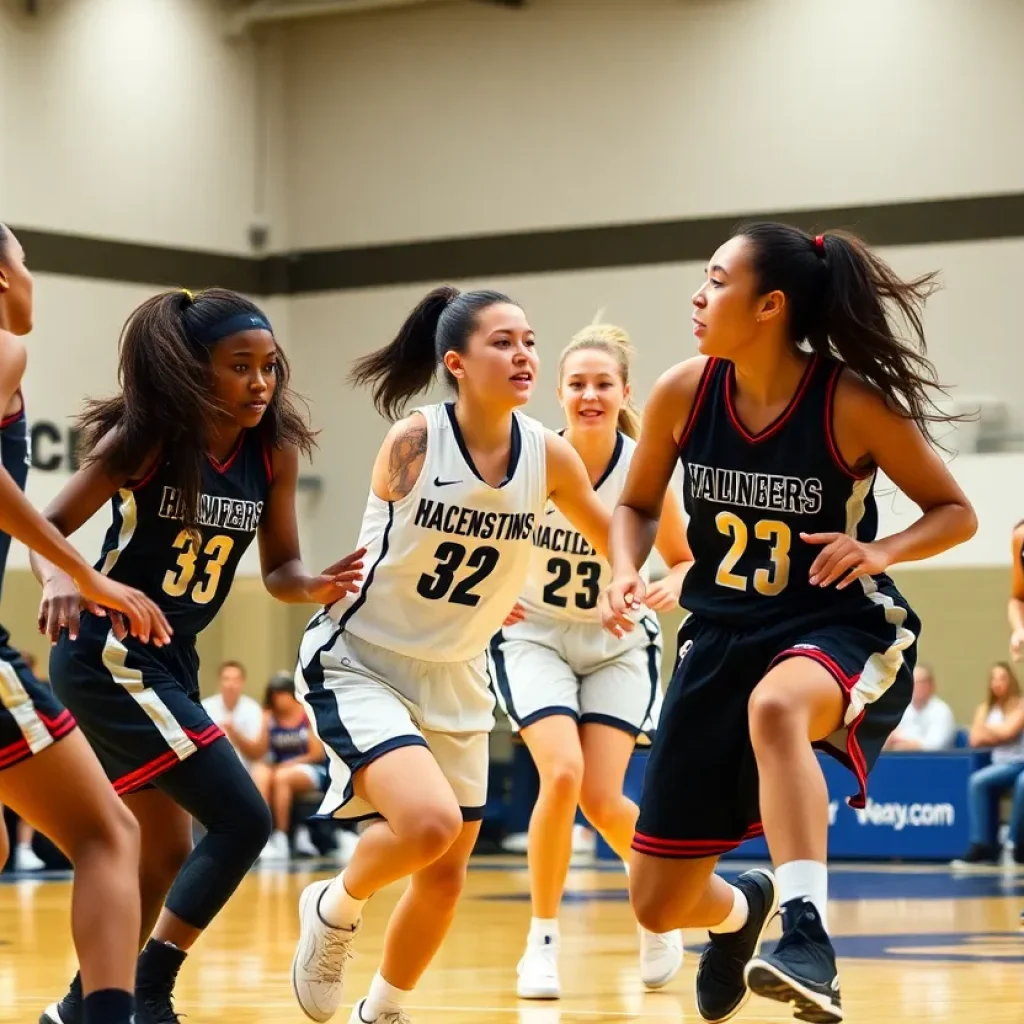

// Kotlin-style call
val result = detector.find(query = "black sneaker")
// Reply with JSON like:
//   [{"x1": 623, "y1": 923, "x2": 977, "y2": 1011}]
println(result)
[
  {"x1": 135, "y1": 939, "x2": 187, "y2": 1024},
  {"x1": 953, "y1": 843, "x2": 999, "y2": 866},
  {"x1": 695, "y1": 868, "x2": 779, "y2": 1023},
  {"x1": 40, "y1": 973, "x2": 82, "y2": 1024},
  {"x1": 745, "y1": 898, "x2": 842, "y2": 1023}
]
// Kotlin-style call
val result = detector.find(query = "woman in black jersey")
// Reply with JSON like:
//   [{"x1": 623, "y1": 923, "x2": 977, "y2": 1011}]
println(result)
[
  {"x1": 0, "y1": 223, "x2": 171, "y2": 1024},
  {"x1": 30, "y1": 288, "x2": 364, "y2": 1024},
  {"x1": 601, "y1": 222, "x2": 976, "y2": 1024}
]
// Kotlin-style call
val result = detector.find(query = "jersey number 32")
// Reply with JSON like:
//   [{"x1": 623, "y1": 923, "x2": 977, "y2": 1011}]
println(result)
[{"x1": 417, "y1": 542, "x2": 499, "y2": 607}]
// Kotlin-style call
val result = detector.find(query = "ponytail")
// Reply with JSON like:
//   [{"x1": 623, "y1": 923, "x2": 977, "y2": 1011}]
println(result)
[
  {"x1": 350, "y1": 285, "x2": 514, "y2": 421},
  {"x1": 349, "y1": 286, "x2": 458, "y2": 421},
  {"x1": 559, "y1": 321, "x2": 642, "y2": 439},
  {"x1": 79, "y1": 287, "x2": 314, "y2": 533},
  {"x1": 740, "y1": 222, "x2": 949, "y2": 439}
]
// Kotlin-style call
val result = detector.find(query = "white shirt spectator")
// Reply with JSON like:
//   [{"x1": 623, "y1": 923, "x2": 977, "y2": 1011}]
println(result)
[
  {"x1": 894, "y1": 695, "x2": 956, "y2": 751},
  {"x1": 202, "y1": 661, "x2": 265, "y2": 772}
]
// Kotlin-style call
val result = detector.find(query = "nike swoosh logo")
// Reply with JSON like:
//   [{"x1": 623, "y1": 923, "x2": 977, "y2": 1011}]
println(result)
[
  {"x1": 545, "y1": 507, "x2": 556, "y2": 515},
  {"x1": 434, "y1": 477, "x2": 461, "y2": 487}
]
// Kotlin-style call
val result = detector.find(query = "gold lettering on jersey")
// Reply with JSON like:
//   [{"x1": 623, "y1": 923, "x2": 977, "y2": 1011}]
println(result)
[
  {"x1": 157, "y1": 487, "x2": 264, "y2": 533},
  {"x1": 413, "y1": 499, "x2": 535, "y2": 542},
  {"x1": 531, "y1": 524, "x2": 597, "y2": 556},
  {"x1": 687, "y1": 463, "x2": 822, "y2": 515}
]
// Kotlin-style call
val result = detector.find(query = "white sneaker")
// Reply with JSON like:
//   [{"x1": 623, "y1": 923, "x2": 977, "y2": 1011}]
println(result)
[
  {"x1": 292, "y1": 879, "x2": 360, "y2": 1021},
  {"x1": 639, "y1": 927, "x2": 683, "y2": 990},
  {"x1": 262, "y1": 831, "x2": 291, "y2": 862},
  {"x1": 295, "y1": 825, "x2": 320, "y2": 858},
  {"x1": 348, "y1": 1000, "x2": 411, "y2": 1023},
  {"x1": 516, "y1": 938, "x2": 561, "y2": 999},
  {"x1": 14, "y1": 844, "x2": 46, "y2": 871},
  {"x1": 334, "y1": 829, "x2": 360, "y2": 866}
]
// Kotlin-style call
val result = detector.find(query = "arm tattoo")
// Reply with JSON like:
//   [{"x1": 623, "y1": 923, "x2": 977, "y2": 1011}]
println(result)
[{"x1": 387, "y1": 424, "x2": 428, "y2": 498}]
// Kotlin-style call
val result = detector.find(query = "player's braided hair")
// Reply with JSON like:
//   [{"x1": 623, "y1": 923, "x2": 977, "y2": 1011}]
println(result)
[{"x1": 77, "y1": 288, "x2": 316, "y2": 532}]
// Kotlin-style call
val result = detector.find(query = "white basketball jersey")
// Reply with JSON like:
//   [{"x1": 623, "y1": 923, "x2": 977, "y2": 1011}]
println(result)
[
  {"x1": 330, "y1": 403, "x2": 548, "y2": 662},
  {"x1": 520, "y1": 431, "x2": 648, "y2": 624}
]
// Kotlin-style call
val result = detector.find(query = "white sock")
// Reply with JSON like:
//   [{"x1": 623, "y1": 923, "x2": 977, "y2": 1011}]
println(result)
[
  {"x1": 318, "y1": 871, "x2": 366, "y2": 930},
  {"x1": 528, "y1": 917, "x2": 559, "y2": 946},
  {"x1": 709, "y1": 884, "x2": 749, "y2": 935},
  {"x1": 776, "y1": 860, "x2": 828, "y2": 930},
  {"x1": 360, "y1": 971, "x2": 411, "y2": 1022}
]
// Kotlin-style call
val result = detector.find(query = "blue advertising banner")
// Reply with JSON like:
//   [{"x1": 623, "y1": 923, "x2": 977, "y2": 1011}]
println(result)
[{"x1": 595, "y1": 751, "x2": 981, "y2": 862}]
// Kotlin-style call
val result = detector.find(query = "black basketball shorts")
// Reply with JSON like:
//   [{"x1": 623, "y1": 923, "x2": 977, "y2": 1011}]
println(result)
[
  {"x1": 0, "y1": 625, "x2": 76, "y2": 772},
  {"x1": 50, "y1": 613, "x2": 222, "y2": 796},
  {"x1": 633, "y1": 581, "x2": 919, "y2": 859}
]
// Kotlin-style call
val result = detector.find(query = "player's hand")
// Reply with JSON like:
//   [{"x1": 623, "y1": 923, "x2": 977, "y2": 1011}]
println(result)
[
  {"x1": 802, "y1": 533, "x2": 890, "y2": 589},
  {"x1": 303, "y1": 547, "x2": 366, "y2": 606},
  {"x1": 600, "y1": 571, "x2": 645, "y2": 638},
  {"x1": 38, "y1": 571, "x2": 90, "y2": 643},
  {"x1": 643, "y1": 565, "x2": 688, "y2": 611},
  {"x1": 1011, "y1": 628, "x2": 1024, "y2": 660},
  {"x1": 77, "y1": 570, "x2": 173, "y2": 646},
  {"x1": 502, "y1": 601, "x2": 526, "y2": 627}
]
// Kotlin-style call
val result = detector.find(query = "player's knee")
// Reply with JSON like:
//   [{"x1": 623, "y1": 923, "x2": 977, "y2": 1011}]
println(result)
[
  {"x1": 630, "y1": 875, "x2": 680, "y2": 933},
  {"x1": 0, "y1": 824, "x2": 9, "y2": 872},
  {"x1": 69, "y1": 797, "x2": 140, "y2": 870},
  {"x1": 399, "y1": 803, "x2": 463, "y2": 863},
  {"x1": 748, "y1": 685, "x2": 802, "y2": 746},
  {"x1": 242, "y1": 793, "x2": 275, "y2": 854},
  {"x1": 539, "y1": 754, "x2": 584, "y2": 805},
  {"x1": 578, "y1": 783, "x2": 621, "y2": 833},
  {"x1": 415, "y1": 856, "x2": 469, "y2": 907},
  {"x1": 141, "y1": 825, "x2": 190, "y2": 893}
]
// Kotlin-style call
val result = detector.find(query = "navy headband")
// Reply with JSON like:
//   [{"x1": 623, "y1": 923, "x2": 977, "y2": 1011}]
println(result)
[{"x1": 190, "y1": 312, "x2": 273, "y2": 347}]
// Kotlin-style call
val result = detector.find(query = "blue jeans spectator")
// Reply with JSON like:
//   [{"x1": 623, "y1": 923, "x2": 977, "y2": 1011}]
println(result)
[{"x1": 969, "y1": 761, "x2": 1024, "y2": 847}]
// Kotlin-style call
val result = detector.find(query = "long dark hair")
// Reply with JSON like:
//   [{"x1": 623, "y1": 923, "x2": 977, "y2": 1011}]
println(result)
[
  {"x1": 739, "y1": 222, "x2": 949, "y2": 439},
  {"x1": 78, "y1": 288, "x2": 316, "y2": 531},
  {"x1": 986, "y1": 661, "x2": 1021, "y2": 711},
  {"x1": 350, "y1": 285, "x2": 515, "y2": 420}
]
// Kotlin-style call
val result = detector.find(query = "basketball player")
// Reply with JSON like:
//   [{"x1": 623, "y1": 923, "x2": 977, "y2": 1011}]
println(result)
[
  {"x1": 1008, "y1": 521, "x2": 1024, "y2": 663},
  {"x1": 601, "y1": 223, "x2": 976, "y2": 1024},
  {"x1": 492, "y1": 322, "x2": 692, "y2": 998},
  {"x1": 291, "y1": 287, "x2": 615, "y2": 1024},
  {"x1": 0, "y1": 223, "x2": 171, "y2": 1024},
  {"x1": 32, "y1": 288, "x2": 365, "y2": 1024},
  {"x1": 1006, "y1": 520, "x2": 1024, "y2": 881}
]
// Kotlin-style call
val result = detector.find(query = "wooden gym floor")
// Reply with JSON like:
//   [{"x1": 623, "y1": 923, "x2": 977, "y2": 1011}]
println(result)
[{"x1": 1, "y1": 857, "x2": 1022, "y2": 1023}]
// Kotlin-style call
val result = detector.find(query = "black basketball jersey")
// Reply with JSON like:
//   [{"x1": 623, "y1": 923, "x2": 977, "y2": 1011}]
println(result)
[
  {"x1": 678, "y1": 356, "x2": 881, "y2": 626},
  {"x1": 0, "y1": 396, "x2": 29, "y2": 600},
  {"x1": 95, "y1": 430, "x2": 272, "y2": 636}
]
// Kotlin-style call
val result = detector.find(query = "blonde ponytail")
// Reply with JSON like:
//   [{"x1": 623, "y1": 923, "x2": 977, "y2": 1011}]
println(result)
[{"x1": 558, "y1": 321, "x2": 642, "y2": 439}]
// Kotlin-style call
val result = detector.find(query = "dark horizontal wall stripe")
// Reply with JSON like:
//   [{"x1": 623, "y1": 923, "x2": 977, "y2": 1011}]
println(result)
[
  {"x1": 12, "y1": 228, "x2": 264, "y2": 293},
  {"x1": 11, "y1": 192, "x2": 1024, "y2": 296}
]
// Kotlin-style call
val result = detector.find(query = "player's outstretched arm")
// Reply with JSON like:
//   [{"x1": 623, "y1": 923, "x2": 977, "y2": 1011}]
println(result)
[
  {"x1": 24, "y1": 426, "x2": 171, "y2": 645},
  {"x1": 259, "y1": 443, "x2": 365, "y2": 606},
  {"x1": 1009, "y1": 525, "x2": 1024, "y2": 658},
  {"x1": 600, "y1": 358, "x2": 704, "y2": 634},
  {"x1": 545, "y1": 430, "x2": 611, "y2": 560}
]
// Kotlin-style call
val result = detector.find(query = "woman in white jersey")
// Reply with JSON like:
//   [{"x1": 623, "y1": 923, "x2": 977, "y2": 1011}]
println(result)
[
  {"x1": 493, "y1": 323, "x2": 693, "y2": 999},
  {"x1": 291, "y1": 286, "x2": 614, "y2": 1024}
]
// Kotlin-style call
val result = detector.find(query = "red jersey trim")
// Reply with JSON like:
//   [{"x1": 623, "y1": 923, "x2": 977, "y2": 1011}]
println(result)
[
  {"x1": 677, "y1": 358, "x2": 718, "y2": 452},
  {"x1": 724, "y1": 356, "x2": 818, "y2": 444}
]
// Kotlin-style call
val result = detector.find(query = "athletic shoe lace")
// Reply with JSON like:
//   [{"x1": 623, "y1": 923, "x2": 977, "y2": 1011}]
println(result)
[{"x1": 315, "y1": 929, "x2": 355, "y2": 982}]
